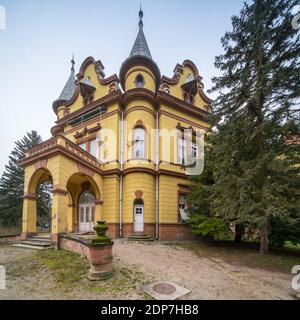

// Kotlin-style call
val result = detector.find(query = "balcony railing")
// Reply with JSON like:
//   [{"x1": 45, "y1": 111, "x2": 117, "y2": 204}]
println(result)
[{"x1": 21, "y1": 134, "x2": 102, "y2": 172}]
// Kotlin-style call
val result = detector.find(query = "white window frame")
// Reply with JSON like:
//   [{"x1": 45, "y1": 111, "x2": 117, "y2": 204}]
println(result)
[
  {"x1": 178, "y1": 135, "x2": 186, "y2": 165},
  {"x1": 178, "y1": 193, "x2": 188, "y2": 222},
  {"x1": 133, "y1": 127, "x2": 145, "y2": 159},
  {"x1": 89, "y1": 138, "x2": 99, "y2": 158}
]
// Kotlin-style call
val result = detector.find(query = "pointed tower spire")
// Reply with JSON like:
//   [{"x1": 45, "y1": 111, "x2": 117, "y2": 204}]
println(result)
[
  {"x1": 119, "y1": 8, "x2": 160, "y2": 91},
  {"x1": 129, "y1": 6, "x2": 152, "y2": 59},
  {"x1": 71, "y1": 54, "x2": 75, "y2": 72},
  {"x1": 52, "y1": 56, "x2": 77, "y2": 113},
  {"x1": 138, "y1": 5, "x2": 143, "y2": 29}
]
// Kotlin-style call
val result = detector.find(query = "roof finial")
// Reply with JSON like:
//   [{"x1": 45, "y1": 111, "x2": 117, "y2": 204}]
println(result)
[
  {"x1": 71, "y1": 53, "x2": 75, "y2": 72},
  {"x1": 139, "y1": 5, "x2": 143, "y2": 29}
]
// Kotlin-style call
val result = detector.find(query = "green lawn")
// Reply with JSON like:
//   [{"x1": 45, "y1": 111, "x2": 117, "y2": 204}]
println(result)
[
  {"x1": 34, "y1": 249, "x2": 151, "y2": 298},
  {"x1": 177, "y1": 240, "x2": 300, "y2": 273}
]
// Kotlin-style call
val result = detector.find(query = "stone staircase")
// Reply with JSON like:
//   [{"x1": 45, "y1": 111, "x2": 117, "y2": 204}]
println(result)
[
  {"x1": 127, "y1": 233, "x2": 153, "y2": 242},
  {"x1": 13, "y1": 234, "x2": 52, "y2": 250}
]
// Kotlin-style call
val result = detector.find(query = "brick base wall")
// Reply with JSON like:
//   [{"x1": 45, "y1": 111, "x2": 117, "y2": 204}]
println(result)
[
  {"x1": 158, "y1": 224, "x2": 195, "y2": 241},
  {"x1": 105, "y1": 223, "x2": 194, "y2": 241},
  {"x1": 0, "y1": 235, "x2": 21, "y2": 243}
]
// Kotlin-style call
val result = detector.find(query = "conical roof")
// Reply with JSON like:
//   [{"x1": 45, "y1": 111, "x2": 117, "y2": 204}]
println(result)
[
  {"x1": 57, "y1": 71, "x2": 76, "y2": 102},
  {"x1": 129, "y1": 15, "x2": 152, "y2": 59},
  {"x1": 53, "y1": 57, "x2": 77, "y2": 113},
  {"x1": 119, "y1": 8, "x2": 160, "y2": 90}
]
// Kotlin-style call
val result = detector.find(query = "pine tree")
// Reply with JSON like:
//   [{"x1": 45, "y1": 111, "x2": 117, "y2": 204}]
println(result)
[
  {"x1": 190, "y1": 0, "x2": 300, "y2": 254},
  {"x1": 0, "y1": 131, "x2": 51, "y2": 227}
]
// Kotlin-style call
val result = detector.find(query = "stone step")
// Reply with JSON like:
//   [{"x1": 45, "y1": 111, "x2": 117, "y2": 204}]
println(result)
[
  {"x1": 19, "y1": 240, "x2": 52, "y2": 248},
  {"x1": 27, "y1": 237, "x2": 51, "y2": 243},
  {"x1": 12, "y1": 243, "x2": 51, "y2": 250},
  {"x1": 31, "y1": 234, "x2": 51, "y2": 240},
  {"x1": 128, "y1": 234, "x2": 153, "y2": 241}
]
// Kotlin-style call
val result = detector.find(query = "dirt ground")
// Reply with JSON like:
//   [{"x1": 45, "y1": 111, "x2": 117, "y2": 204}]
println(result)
[{"x1": 0, "y1": 239, "x2": 297, "y2": 300}]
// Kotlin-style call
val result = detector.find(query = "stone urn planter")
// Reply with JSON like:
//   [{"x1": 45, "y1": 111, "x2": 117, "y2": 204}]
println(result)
[{"x1": 87, "y1": 221, "x2": 114, "y2": 281}]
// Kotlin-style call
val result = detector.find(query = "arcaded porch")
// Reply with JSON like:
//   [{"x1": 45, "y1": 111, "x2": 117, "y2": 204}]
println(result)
[{"x1": 20, "y1": 134, "x2": 103, "y2": 244}]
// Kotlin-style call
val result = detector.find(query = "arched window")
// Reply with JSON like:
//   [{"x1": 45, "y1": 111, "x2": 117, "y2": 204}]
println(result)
[
  {"x1": 135, "y1": 74, "x2": 144, "y2": 88},
  {"x1": 79, "y1": 190, "x2": 95, "y2": 233},
  {"x1": 133, "y1": 127, "x2": 145, "y2": 159},
  {"x1": 79, "y1": 190, "x2": 95, "y2": 204}
]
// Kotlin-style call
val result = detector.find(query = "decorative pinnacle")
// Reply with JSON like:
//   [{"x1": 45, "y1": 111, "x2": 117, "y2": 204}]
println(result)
[
  {"x1": 139, "y1": 5, "x2": 143, "y2": 29},
  {"x1": 71, "y1": 54, "x2": 75, "y2": 72}
]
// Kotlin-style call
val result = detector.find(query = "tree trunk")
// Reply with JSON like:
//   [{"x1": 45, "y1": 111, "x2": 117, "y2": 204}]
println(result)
[
  {"x1": 234, "y1": 224, "x2": 243, "y2": 243},
  {"x1": 259, "y1": 227, "x2": 269, "y2": 254}
]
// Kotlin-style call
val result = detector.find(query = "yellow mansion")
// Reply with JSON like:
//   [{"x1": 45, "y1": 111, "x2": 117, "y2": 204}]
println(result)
[{"x1": 20, "y1": 10, "x2": 212, "y2": 243}]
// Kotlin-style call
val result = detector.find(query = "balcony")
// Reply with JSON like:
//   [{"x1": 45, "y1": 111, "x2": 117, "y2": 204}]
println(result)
[{"x1": 20, "y1": 134, "x2": 102, "y2": 174}]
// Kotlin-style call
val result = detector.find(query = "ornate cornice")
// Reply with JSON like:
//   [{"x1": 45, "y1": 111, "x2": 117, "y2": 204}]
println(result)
[
  {"x1": 122, "y1": 88, "x2": 156, "y2": 106},
  {"x1": 158, "y1": 169, "x2": 187, "y2": 179}
]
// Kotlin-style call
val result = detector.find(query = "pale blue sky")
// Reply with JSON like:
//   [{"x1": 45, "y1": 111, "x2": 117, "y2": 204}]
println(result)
[{"x1": 0, "y1": 0, "x2": 247, "y2": 175}]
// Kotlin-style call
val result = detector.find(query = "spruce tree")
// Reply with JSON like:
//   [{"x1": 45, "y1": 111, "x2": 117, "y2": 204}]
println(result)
[
  {"x1": 0, "y1": 131, "x2": 51, "y2": 227},
  {"x1": 190, "y1": 0, "x2": 300, "y2": 254}
]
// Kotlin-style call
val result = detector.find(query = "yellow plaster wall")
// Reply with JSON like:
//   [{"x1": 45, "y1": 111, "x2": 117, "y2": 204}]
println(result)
[
  {"x1": 159, "y1": 175, "x2": 189, "y2": 223},
  {"x1": 122, "y1": 173, "x2": 155, "y2": 224},
  {"x1": 124, "y1": 66, "x2": 156, "y2": 92},
  {"x1": 22, "y1": 199, "x2": 37, "y2": 233},
  {"x1": 102, "y1": 176, "x2": 120, "y2": 223},
  {"x1": 167, "y1": 65, "x2": 208, "y2": 110},
  {"x1": 69, "y1": 63, "x2": 112, "y2": 114}
]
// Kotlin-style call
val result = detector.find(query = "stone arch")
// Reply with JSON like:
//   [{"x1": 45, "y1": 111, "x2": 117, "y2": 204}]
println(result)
[
  {"x1": 66, "y1": 172, "x2": 102, "y2": 233},
  {"x1": 22, "y1": 167, "x2": 53, "y2": 235},
  {"x1": 27, "y1": 167, "x2": 53, "y2": 195}
]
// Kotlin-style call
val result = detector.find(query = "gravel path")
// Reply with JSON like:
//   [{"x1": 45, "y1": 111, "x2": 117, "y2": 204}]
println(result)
[
  {"x1": 113, "y1": 240, "x2": 295, "y2": 300},
  {"x1": 0, "y1": 240, "x2": 296, "y2": 300}
]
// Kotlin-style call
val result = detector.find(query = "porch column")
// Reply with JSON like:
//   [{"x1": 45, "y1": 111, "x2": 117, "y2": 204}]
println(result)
[
  {"x1": 51, "y1": 188, "x2": 68, "y2": 244},
  {"x1": 21, "y1": 194, "x2": 37, "y2": 239},
  {"x1": 95, "y1": 200, "x2": 103, "y2": 222},
  {"x1": 67, "y1": 203, "x2": 76, "y2": 233}
]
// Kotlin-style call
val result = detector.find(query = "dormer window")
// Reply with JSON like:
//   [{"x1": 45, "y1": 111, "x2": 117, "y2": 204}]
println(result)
[
  {"x1": 135, "y1": 74, "x2": 144, "y2": 88},
  {"x1": 184, "y1": 92, "x2": 194, "y2": 104}
]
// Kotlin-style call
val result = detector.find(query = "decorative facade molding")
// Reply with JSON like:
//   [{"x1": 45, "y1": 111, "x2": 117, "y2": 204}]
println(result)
[
  {"x1": 22, "y1": 193, "x2": 37, "y2": 200},
  {"x1": 135, "y1": 190, "x2": 143, "y2": 199},
  {"x1": 77, "y1": 163, "x2": 96, "y2": 178},
  {"x1": 34, "y1": 159, "x2": 48, "y2": 170},
  {"x1": 74, "y1": 123, "x2": 101, "y2": 139},
  {"x1": 52, "y1": 187, "x2": 68, "y2": 196}
]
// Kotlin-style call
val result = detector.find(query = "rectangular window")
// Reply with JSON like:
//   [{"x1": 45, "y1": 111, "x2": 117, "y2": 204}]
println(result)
[
  {"x1": 134, "y1": 128, "x2": 145, "y2": 159},
  {"x1": 89, "y1": 139, "x2": 98, "y2": 158},
  {"x1": 178, "y1": 194, "x2": 188, "y2": 222},
  {"x1": 178, "y1": 136, "x2": 186, "y2": 165},
  {"x1": 178, "y1": 136, "x2": 198, "y2": 166}
]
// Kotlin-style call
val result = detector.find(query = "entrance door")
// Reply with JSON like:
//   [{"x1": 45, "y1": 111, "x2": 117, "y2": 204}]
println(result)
[
  {"x1": 134, "y1": 204, "x2": 144, "y2": 233},
  {"x1": 79, "y1": 204, "x2": 95, "y2": 232}
]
